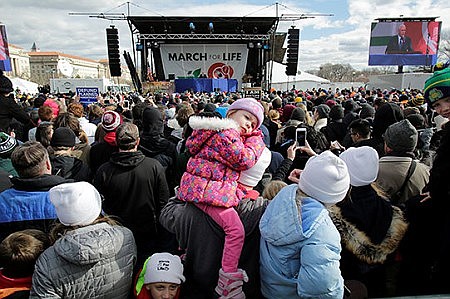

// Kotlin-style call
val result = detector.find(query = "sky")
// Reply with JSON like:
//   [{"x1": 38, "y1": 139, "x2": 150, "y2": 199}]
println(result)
[{"x1": 1, "y1": 0, "x2": 449, "y2": 71}]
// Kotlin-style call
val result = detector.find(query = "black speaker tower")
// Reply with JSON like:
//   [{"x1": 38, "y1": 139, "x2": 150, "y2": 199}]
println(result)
[
  {"x1": 106, "y1": 26, "x2": 121, "y2": 77},
  {"x1": 286, "y1": 28, "x2": 299, "y2": 76}
]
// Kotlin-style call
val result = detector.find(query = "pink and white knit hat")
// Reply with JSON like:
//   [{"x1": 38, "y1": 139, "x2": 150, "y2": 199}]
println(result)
[{"x1": 227, "y1": 98, "x2": 264, "y2": 129}]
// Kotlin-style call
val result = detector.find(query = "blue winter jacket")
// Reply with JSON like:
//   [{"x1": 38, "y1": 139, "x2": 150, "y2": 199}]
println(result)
[
  {"x1": 259, "y1": 184, "x2": 344, "y2": 299},
  {"x1": 0, "y1": 175, "x2": 69, "y2": 241}
]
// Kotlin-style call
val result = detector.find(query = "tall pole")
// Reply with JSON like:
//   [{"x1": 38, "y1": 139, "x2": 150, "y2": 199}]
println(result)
[
  {"x1": 276, "y1": 2, "x2": 278, "y2": 19},
  {"x1": 268, "y1": 2, "x2": 279, "y2": 92}
]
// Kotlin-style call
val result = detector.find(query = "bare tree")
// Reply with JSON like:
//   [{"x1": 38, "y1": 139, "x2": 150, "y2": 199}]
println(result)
[{"x1": 317, "y1": 63, "x2": 356, "y2": 82}]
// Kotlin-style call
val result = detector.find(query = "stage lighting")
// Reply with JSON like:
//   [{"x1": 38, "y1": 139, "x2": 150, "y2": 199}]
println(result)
[
  {"x1": 256, "y1": 42, "x2": 262, "y2": 49},
  {"x1": 189, "y1": 22, "x2": 196, "y2": 34},
  {"x1": 208, "y1": 22, "x2": 214, "y2": 34},
  {"x1": 248, "y1": 42, "x2": 255, "y2": 49}
]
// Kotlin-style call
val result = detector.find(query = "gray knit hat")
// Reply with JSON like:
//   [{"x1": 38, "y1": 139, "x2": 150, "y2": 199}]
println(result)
[
  {"x1": 383, "y1": 119, "x2": 418, "y2": 152},
  {"x1": 314, "y1": 104, "x2": 330, "y2": 119}
]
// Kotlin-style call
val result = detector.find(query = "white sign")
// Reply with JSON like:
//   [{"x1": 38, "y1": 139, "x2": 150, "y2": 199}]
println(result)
[
  {"x1": 160, "y1": 44, "x2": 248, "y2": 87},
  {"x1": 76, "y1": 87, "x2": 99, "y2": 104}
]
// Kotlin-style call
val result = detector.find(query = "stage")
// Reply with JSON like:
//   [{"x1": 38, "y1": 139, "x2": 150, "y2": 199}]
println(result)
[{"x1": 175, "y1": 78, "x2": 238, "y2": 93}]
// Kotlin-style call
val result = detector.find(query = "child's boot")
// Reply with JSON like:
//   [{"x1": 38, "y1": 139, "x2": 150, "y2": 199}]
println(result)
[{"x1": 214, "y1": 268, "x2": 248, "y2": 299}]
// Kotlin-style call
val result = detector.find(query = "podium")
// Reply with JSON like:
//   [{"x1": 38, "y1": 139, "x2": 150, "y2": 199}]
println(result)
[{"x1": 369, "y1": 54, "x2": 437, "y2": 66}]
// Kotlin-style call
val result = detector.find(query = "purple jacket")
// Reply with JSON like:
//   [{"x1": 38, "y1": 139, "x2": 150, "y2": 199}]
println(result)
[{"x1": 178, "y1": 116, "x2": 265, "y2": 208}]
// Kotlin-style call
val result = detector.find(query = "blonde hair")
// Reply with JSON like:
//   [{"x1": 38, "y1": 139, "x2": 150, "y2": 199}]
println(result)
[
  {"x1": 268, "y1": 110, "x2": 280, "y2": 121},
  {"x1": 68, "y1": 103, "x2": 85, "y2": 118},
  {"x1": 262, "y1": 180, "x2": 287, "y2": 200},
  {"x1": 297, "y1": 103, "x2": 314, "y2": 126}
]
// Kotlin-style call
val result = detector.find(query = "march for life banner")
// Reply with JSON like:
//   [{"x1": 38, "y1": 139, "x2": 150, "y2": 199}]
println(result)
[{"x1": 160, "y1": 44, "x2": 248, "y2": 85}]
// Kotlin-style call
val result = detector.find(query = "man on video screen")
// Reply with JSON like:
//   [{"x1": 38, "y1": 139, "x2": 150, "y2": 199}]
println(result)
[{"x1": 385, "y1": 24, "x2": 414, "y2": 54}]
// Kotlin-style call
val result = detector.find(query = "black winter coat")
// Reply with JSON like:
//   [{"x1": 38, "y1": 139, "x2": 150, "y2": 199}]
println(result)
[
  {"x1": 50, "y1": 155, "x2": 92, "y2": 182},
  {"x1": 160, "y1": 197, "x2": 268, "y2": 299},
  {"x1": 93, "y1": 151, "x2": 169, "y2": 236},
  {"x1": 322, "y1": 120, "x2": 348, "y2": 144},
  {"x1": 0, "y1": 94, "x2": 30, "y2": 132},
  {"x1": 330, "y1": 185, "x2": 408, "y2": 298},
  {"x1": 89, "y1": 140, "x2": 118, "y2": 174}
]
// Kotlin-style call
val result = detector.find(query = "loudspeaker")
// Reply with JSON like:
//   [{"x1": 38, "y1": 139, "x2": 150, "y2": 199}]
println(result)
[
  {"x1": 285, "y1": 28, "x2": 299, "y2": 76},
  {"x1": 106, "y1": 26, "x2": 121, "y2": 77}
]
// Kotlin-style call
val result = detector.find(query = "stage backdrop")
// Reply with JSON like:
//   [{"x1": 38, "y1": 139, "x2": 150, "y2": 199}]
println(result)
[
  {"x1": 160, "y1": 44, "x2": 248, "y2": 89},
  {"x1": 368, "y1": 21, "x2": 441, "y2": 66}
]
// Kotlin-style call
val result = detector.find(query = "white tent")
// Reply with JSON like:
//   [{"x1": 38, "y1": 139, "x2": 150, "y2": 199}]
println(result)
[
  {"x1": 268, "y1": 61, "x2": 330, "y2": 91},
  {"x1": 10, "y1": 77, "x2": 39, "y2": 94}
]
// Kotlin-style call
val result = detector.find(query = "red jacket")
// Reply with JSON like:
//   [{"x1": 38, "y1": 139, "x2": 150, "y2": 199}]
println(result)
[{"x1": 0, "y1": 270, "x2": 31, "y2": 298}]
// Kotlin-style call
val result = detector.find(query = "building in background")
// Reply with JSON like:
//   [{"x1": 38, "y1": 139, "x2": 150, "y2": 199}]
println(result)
[
  {"x1": 5, "y1": 44, "x2": 31, "y2": 79},
  {"x1": 28, "y1": 49, "x2": 109, "y2": 85}
]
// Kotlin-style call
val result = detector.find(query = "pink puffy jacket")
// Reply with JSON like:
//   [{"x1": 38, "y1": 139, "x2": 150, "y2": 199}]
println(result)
[{"x1": 178, "y1": 116, "x2": 265, "y2": 208}]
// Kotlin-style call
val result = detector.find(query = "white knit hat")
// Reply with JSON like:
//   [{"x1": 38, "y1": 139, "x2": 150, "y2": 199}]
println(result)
[
  {"x1": 298, "y1": 151, "x2": 350, "y2": 204},
  {"x1": 144, "y1": 253, "x2": 185, "y2": 285},
  {"x1": 238, "y1": 147, "x2": 272, "y2": 187},
  {"x1": 339, "y1": 146, "x2": 379, "y2": 187},
  {"x1": 49, "y1": 182, "x2": 102, "y2": 226}
]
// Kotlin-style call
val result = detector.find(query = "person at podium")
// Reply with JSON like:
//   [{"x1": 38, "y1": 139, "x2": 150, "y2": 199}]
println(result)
[{"x1": 385, "y1": 24, "x2": 414, "y2": 54}]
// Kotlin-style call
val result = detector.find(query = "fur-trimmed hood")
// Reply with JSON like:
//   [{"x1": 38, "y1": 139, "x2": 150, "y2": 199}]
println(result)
[
  {"x1": 189, "y1": 116, "x2": 238, "y2": 131},
  {"x1": 329, "y1": 205, "x2": 408, "y2": 264},
  {"x1": 187, "y1": 116, "x2": 240, "y2": 156}
]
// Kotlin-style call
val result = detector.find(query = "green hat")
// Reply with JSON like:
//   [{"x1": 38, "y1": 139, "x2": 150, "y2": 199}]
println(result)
[{"x1": 424, "y1": 67, "x2": 450, "y2": 105}]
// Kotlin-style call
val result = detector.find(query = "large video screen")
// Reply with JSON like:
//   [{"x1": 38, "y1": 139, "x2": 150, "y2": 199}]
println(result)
[{"x1": 368, "y1": 21, "x2": 441, "y2": 66}]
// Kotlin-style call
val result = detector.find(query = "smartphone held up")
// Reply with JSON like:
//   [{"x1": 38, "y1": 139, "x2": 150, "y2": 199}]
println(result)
[{"x1": 296, "y1": 128, "x2": 307, "y2": 147}]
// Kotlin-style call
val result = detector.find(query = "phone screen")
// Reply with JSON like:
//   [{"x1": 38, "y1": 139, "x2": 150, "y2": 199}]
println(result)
[{"x1": 296, "y1": 129, "x2": 306, "y2": 147}]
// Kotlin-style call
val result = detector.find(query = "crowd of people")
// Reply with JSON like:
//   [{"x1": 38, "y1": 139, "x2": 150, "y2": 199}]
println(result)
[{"x1": 0, "y1": 65, "x2": 450, "y2": 299}]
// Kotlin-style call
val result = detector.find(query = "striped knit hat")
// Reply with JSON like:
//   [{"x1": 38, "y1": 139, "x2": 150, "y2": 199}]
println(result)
[
  {"x1": 101, "y1": 111, "x2": 122, "y2": 132},
  {"x1": 410, "y1": 94, "x2": 425, "y2": 107},
  {"x1": 424, "y1": 67, "x2": 450, "y2": 105},
  {"x1": 0, "y1": 132, "x2": 18, "y2": 158}
]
